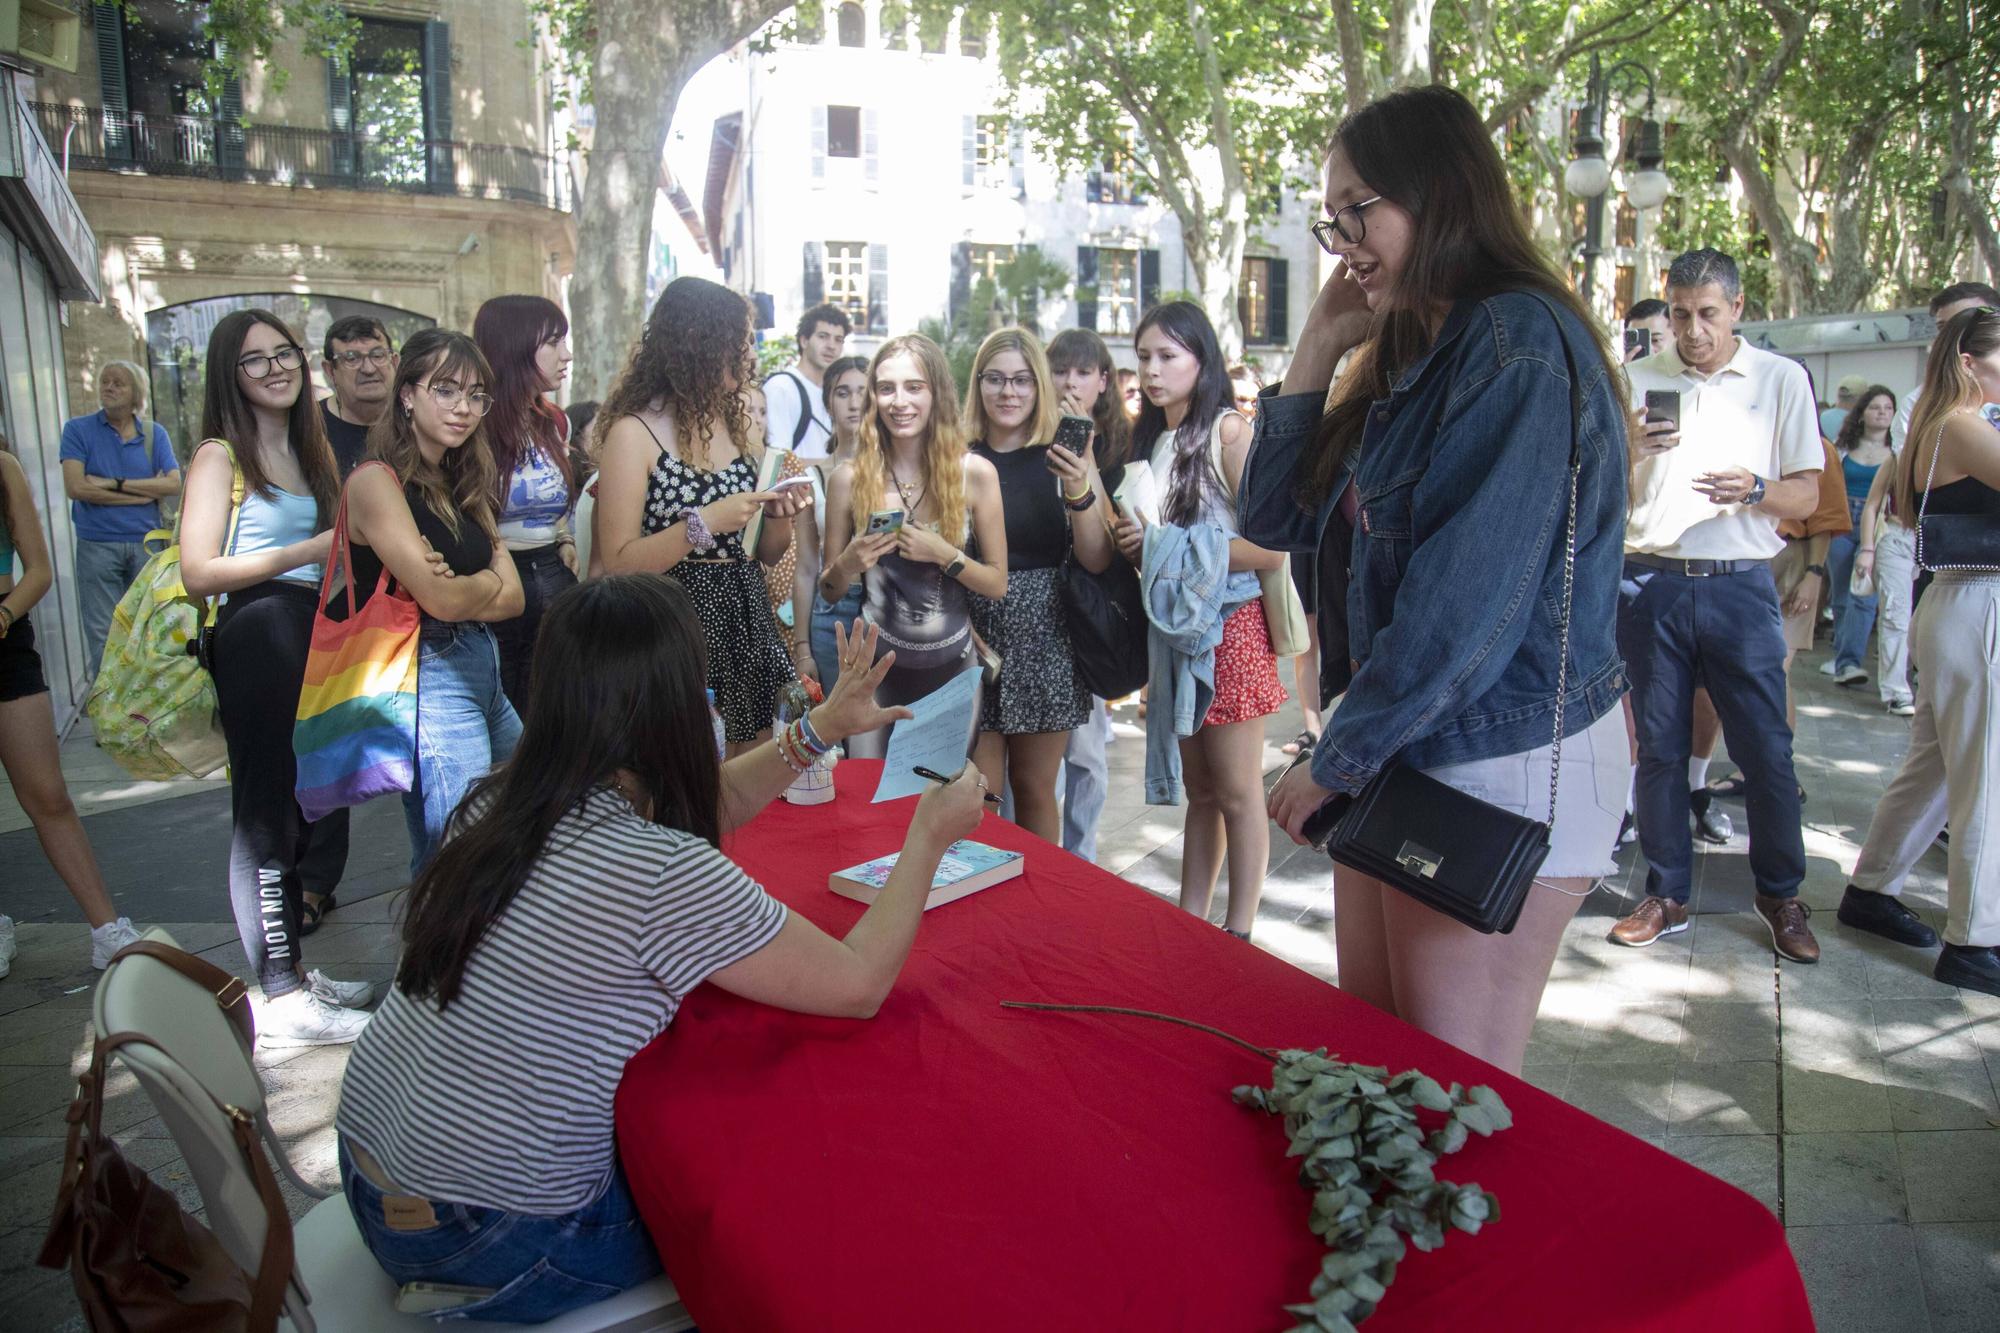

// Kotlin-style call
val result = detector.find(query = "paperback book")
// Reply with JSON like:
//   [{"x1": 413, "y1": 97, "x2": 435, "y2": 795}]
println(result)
[{"x1": 828, "y1": 840, "x2": 1024, "y2": 909}]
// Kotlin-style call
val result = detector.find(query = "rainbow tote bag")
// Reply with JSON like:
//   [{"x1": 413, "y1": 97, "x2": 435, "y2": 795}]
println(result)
[{"x1": 293, "y1": 465, "x2": 421, "y2": 821}]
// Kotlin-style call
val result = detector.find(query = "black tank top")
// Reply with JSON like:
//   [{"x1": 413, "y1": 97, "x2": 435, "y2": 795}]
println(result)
[
  {"x1": 344, "y1": 479, "x2": 493, "y2": 613},
  {"x1": 972, "y1": 442, "x2": 1068, "y2": 571},
  {"x1": 1926, "y1": 475, "x2": 2000, "y2": 519}
]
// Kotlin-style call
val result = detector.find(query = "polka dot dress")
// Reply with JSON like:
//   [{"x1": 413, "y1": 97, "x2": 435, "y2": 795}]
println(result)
[{"x1": 642, "y1": 448, "x2": 796, "y2": 742}]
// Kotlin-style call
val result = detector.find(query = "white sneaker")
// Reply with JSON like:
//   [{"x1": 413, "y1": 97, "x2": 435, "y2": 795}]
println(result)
[
  {"x1": 260, "y1": 987, "x2": 371, "y2": 1047},
  {"x1": 1817, "y1": 658, "x2": 1839, "y2": 676},
  {"x1": 90, "y1": 918, "x2": 143, "y2": 970},
  {"x1": 306, "y1": 969, "x2": 378, "y2": 1009},
  {"x1": 0, "y1": 915, "x2": 16, "y2": 980},
  {"x1": 1887, "y1": 697, "x2": 1916, "y2": 717},
  {"x1": 1833, "y1": 664, "x2": 1869, "y2": 686}
]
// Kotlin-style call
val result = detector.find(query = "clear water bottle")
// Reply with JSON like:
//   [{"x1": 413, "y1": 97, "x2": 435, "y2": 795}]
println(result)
[{"x1": 705, "y1": 688, "x2": 725, "y2": 759}]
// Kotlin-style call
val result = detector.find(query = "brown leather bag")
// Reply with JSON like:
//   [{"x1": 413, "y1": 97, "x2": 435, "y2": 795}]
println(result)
[{"x1": 38, "y1": 942, "x2": 293, "y2": 1332}]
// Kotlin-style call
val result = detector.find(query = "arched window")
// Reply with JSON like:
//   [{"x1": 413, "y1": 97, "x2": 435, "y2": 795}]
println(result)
[{"x1": 837, "y1": 3, "x2": 865, "y2": 47}]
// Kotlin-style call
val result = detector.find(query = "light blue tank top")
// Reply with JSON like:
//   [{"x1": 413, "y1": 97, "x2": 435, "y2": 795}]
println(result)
[{"x1": 229, "y1": 487, "x2": 322, "y2": 586}]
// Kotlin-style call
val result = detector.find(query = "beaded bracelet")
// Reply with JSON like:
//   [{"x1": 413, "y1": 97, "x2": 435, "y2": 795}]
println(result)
[
  {"x1": 776, "y1": 721, "x2": 812, "y2": 773},
  {"x1": 798, "y1": 710, "x2": 831, "y2": 756}
]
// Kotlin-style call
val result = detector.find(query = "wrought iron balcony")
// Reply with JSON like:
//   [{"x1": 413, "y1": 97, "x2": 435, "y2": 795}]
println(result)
[{"x1": 31, "y1": 102, "x2": 572, "y2": 212}]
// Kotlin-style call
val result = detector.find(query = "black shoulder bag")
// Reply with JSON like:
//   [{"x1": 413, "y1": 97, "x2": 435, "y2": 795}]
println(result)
[
  {"x1": 1913, "y1": 418, "x2": 2000, "y2": 573},
  {"x1": 1303, "y1": 298, "x2": 1586, "y2": 935}
]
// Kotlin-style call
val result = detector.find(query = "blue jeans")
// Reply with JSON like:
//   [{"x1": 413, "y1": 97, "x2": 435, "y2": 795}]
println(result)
[
  {"x1": 1061, "y1": 697, "x2": 1110, "y2": 860},
  {"x1": 337, "y1": 1139, "x2": 661, "y2": 1324},
  {"x1": 1616, "y1": 561, "x2": 1806, "y2": 903},
  {"x1": 809, "y1": 584, "x2": 865, "y2": 692},
  {"x1": 404, "y1": 622, "x2": 523, "y2": 875},
  {"x1": 74, "y1": 538, "x2": 150, "y2": 679},
  {"x1": 1827, "y1": 499, "x2": 1879, "y2": 672}
]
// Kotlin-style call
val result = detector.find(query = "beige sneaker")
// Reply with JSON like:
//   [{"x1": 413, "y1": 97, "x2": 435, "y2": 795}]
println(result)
[{"x1": 1609, "y1": 895, "x2": 1690, "y2": 947}]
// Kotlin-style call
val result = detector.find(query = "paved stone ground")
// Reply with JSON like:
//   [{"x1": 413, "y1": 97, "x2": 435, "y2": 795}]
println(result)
[{"x1": 2, "y1": 644, "x2": 1996, "y2": 1330}]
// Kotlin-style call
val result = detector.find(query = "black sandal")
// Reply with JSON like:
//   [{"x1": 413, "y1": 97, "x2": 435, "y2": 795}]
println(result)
[
  {"x1": 300, "y1": 893, "x2": 337, "y2": 937},
  {"x1": 1280, "y1": 729, "x2": 1320, "y2": 757},
  {"x1": 1704, "y1": 774, "x2": 1749, "y2": 799}
]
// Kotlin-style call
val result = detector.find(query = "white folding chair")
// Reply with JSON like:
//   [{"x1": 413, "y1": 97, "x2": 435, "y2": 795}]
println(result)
[{"x1": 92, "y1": 928, "x2": 694, "y2": 1332}]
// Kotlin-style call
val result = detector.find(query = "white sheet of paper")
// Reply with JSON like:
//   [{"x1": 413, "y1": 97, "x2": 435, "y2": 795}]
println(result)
[
  {"x1": 1114, "y1": 460, "x2": 1162, "y2": 526},
  {"x1": 873, "y1": 665, "x2": 982, "y2": 803}
]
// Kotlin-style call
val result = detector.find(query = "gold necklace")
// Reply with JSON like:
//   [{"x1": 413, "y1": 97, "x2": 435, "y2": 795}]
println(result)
[{"x1": 888, "y1": 457, "x2": 925, "y2": 514}]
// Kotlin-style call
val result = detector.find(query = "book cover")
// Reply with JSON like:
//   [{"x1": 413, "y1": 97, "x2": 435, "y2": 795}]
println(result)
[{"x1": 828, "y1": 839, "x2": 1025, "y2": 909}]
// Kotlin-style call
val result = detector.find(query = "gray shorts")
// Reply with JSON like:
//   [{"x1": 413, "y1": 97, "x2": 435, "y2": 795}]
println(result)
[{"x1": 1419, "y1": 706, "x2": 1630, "y2": 881}]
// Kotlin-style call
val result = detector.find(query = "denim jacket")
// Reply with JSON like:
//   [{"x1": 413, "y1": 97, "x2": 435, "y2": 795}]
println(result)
[
  {"x1": 1139, "y1": 521, "x2": 1247, "y2": 805},
  {"x1": 1238, "y1": 290, "x2": 1628, "y2": 794}
]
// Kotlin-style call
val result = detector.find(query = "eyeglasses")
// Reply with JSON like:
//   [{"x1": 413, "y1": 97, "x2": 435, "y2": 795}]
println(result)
[
  {"x1": 328, "y1": 347, "x2": 392, "y2": 369},
  {"x1": 237, "y1": 345, "x2": 304, "y2": 379},
  {"x1": 1309, "y1": 196, "x2": 1385, "y2": 254},
  {"x1": 421, "y1": 380, "x2": 494, "y2": 416},
  {"x1": 979, "y1": 372, "x2": 1037, "y2": 394}
]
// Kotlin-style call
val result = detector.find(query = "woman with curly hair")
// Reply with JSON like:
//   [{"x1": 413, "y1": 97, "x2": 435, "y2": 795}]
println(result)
[
  {"x1": 821, "y1": 334, "x2": 1008, "y2": 758},
  {"x1": 344, "y1": 329, "x2": 526, "y2": 875},
  {"x1": 595, "y1": 277, "x2": 805, "y2": 754},
  {"x1": 473, "y1": 294, "x2": 576, "y2": 716}
]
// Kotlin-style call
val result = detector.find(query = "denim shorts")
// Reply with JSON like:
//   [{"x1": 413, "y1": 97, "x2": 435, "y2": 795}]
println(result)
[
  {"x1": 337, "y1": 1138, "x2": 661, "y2": 1323},
  {"x1": 1419, "y1": 705, "x2": 1629, "y2": 881}
]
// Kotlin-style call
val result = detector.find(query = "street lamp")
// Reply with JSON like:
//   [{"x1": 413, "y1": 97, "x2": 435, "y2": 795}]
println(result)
[{"x1": 1567, "y1": 54, "x2": 1670, "y2": 303}]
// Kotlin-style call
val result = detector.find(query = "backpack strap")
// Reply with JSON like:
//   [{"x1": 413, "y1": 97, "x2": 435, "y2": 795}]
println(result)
[
  {"x1": 192, "y1": 439, "x2": 247, "y2": 631},
  {"x1": 788, "y1": 370, "x2": 816, "y2": 451}
]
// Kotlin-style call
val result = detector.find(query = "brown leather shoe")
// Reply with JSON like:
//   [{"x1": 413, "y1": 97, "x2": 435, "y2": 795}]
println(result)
[
  {"x1": 1755, "y1": 892, "x2": 1820, "y2": 964},
  {"x1": 1609, "y1": 896, "x2": 1691, "y2": 947}
]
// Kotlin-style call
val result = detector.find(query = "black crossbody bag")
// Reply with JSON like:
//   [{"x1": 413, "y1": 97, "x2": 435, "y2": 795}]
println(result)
[
  {"x1": 1913, "y1": 418, "x2": 2000, "y2": 573},
  {"x1": 1299, "y1": 298, "x2": 1585, "y2": 935}
]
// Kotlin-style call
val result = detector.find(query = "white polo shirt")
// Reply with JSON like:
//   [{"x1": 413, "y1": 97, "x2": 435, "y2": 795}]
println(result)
[{"x1": 1625, "y1": 339, "x2": 1823, "y2": 560}]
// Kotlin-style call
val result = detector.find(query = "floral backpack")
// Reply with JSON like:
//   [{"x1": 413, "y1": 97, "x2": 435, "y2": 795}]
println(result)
[{"x1": 86, "y1": 443, "x2": 242, "y2": 781}]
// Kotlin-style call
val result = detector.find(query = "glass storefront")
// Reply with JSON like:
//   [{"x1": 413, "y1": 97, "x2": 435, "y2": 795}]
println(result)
[{"x1": 143, "y1": 294, "x2": 434, "y2": 466}]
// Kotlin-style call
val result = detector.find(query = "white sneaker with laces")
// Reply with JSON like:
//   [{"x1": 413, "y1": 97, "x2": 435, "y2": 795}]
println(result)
[
  {"x1": 1817, "y1": 658, "x2": 1839, "y2": 676},
  {"x1": 90, "y1": 918, "x2": 143, "y2": 970},
  {"x1": 306, "y1": 969, "x2": 377, "y2": 1009},
  {"x1": 1832, "y1": 664, "x2": 1869, "y2": 686},
  {"x1": 1887, "y1": 697, "x2": 1916, "y2": 717},
  {"x1": 260, "y1": 987, "x2": 371, "y2": 1047},
  {"x1": 0, "y1": 915, "x2": 16, "y2": 980}
]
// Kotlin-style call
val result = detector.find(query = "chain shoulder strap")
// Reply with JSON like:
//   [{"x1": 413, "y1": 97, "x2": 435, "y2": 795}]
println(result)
[
  {"x1": 1530, "y1": 295, "x2": 1586, "y2": 830},
  {"x1": 1913, "y1": 419, "x2": 1948, "y2": 572}
]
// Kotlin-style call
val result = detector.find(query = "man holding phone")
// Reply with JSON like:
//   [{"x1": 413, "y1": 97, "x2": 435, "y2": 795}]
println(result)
[
  {"x1": 1613, "y1": 249, "x2": 1827, "y2": 964},
  {"x1": 1622, "y1": 298, "x2": 1672, "y2": 363}
]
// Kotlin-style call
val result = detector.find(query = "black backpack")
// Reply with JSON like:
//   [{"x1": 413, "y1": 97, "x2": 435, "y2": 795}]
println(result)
[{"x1": 1059, "y1": 557, "x2": 1150, "y2": 700}]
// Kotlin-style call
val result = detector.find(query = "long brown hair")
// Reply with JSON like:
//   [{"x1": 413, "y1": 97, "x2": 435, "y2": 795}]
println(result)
[
  {"x1": 596, "y1": 276, "x2": 755, "y2": 470},
  {"x1": 396, "y1": 575, "x2": 721, "y2": 1008},
  {"x1": 1047, "y1": 328, "x2": 1133, "y2": 470},
  {"x1": 199, "y1": 309, "x2": 340, "y2": 522},
  {"x1": 366, "y1": 327, "x2": 501, "y2": 540},
  {"x1": 1833, "y1": 385, "x2": 1896, "y2": 455},
  {"x1": 1895, "y1": 306, "x2": 2000, "y2": 524},
  {"x1": 473, "y1": 293, "x2": 573, "y2": 498},
  {"x1": 850, "y1": 334, "x2": 969, "y2": 541},
  {"x1": 1305, "y1": 85, "x2": 1617, "y2": 504}
]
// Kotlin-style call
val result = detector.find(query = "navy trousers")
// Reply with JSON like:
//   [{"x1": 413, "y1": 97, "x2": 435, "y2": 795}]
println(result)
[{"x1": 1616, "y1": 561, "x2": 1806, "y2": 903}]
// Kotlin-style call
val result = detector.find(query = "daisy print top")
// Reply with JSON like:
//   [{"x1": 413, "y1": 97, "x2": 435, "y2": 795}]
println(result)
[{"x1": 641, "y1": 448, "x2": 758, "y2": 561}]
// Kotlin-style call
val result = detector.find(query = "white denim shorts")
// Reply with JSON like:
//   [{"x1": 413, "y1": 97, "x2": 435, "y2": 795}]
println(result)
[{"x1": 1418, "y1": 706, "x2": 1630, "y2": 882}]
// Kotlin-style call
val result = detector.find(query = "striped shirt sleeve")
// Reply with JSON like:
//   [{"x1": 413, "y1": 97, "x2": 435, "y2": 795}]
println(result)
[{"x1": 637, "y1": 835, "x2": 788, "y2": 995}]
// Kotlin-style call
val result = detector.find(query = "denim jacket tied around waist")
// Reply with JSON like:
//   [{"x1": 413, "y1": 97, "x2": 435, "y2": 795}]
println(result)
[{"x1": 1237, "y1": 289, "x2": 1629, "y2": 794}]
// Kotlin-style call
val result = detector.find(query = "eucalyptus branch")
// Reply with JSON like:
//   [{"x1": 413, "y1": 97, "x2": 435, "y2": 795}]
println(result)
[{"x1": 999, "y1": 1002, "x2": 1278, "y2": 1059}]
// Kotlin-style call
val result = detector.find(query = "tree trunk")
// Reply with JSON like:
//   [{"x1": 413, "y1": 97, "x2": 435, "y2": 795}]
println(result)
[
  {"x1": 1186, "y1": 0, "x2": 1247, "y2": 359},
  {"x1": 1382, "y1": 0, "x2": 1435, "y2": 88},
  {"x1": 569, "y1": 0, "x2": 793, "y2": 400}
]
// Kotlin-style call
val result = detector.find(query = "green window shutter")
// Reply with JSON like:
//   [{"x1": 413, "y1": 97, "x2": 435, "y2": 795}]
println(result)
[
  {"x1": 92, "y1": 3, "x2": 128, "y2": 160},
  {"x1": 1075, "y1": 246, "x2": 1098, "y2": 331},
  {"x1": 803, "y1": 242, "x2": 824, "y2": 305},
  {"x1": 1267, "y1": 258, "x2": 1290, "y2": 344},
  {"x1": 1139, "y1": 248, "x2": 1160, "y2": 315},
  {"x1": 423, "y1": 19, "x2": 455, "y2": 192},
  {"x1": 326, "y1": 56, "x2": 353, "y2": 177},
  {"x1": 216, "y1": 61, "x2": 244, "y2": 175},
  {"x1": 866, "y1": 243, "x2": 888, "y2": 334},
  {"x1": 948, "y1": 242, "x2": 971, "y2": 324}
]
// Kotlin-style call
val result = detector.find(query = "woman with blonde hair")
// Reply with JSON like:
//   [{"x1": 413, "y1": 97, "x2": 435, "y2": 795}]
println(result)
[
  {"x1": 1841, "y1": 305, "x2": 2000, "y2": 995},
  {"x1": 962, "y1": 328, "x2": 1113, "y2": 841},
  {"x1": 594, "y1": 277, "x2": 804, "y2": 755},
  {"x1": 343, "y1": 328, "x2": 526, "y2": 875},
  {"x1": 822, "y1": 334, "x2": 1008, "y2": 758}
]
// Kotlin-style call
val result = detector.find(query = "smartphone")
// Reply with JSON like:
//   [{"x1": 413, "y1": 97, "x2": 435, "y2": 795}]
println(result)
[
  {"x1": 769, "y1": 474, "x2": 814, "y2": 494},
  {"x1": 865, "y1": 508, "x2": 905, "y2": 536},
  {"x1": 1051, "y1": 414, "x2": 1093, "y2": 457},
  {"x1": 1644, "y1": 389, "x2": 1682, "y2": 429},
  {"x1": 395, "y1": 1282, "x2": 497, "y2": 1314},
  {"x1": 1623, "y1": 328, "x2": 1649, "y2": 360}
]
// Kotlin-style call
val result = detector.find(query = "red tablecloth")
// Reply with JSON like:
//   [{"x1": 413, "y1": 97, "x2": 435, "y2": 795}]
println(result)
[{"x1": 616, "y1": 761, "x2": 1809, "y2": 1332}]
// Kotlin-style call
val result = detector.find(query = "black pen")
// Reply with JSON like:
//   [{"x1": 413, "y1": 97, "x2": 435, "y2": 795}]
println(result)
[{"x1": 913, "y1": 765, "x2": 1002, "y2": 804}]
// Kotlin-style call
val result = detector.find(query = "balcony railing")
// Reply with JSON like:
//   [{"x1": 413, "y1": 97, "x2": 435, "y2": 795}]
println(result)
[{"x1": 33, "y1": 103, "x2": 572, "y2": 213}]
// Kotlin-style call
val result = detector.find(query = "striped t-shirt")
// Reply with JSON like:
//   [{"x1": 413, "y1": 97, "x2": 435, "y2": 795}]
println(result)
[{"x1": 335, "y1": 787, "x2": 787, "y2": 1214}]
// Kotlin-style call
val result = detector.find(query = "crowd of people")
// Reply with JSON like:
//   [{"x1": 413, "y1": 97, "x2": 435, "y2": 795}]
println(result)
[{"x1": 0, "y1": 78, "x2": 1996, "y2": 1326}]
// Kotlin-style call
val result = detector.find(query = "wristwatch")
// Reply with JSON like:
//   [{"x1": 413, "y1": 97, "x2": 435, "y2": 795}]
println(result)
[
  {"x1": 1806, "y1": 562, "x2": 1828, "y2": 578},
  {"x1": 942, "y1": 552, "x2": 967, "y2": 580},
  {"x1": 1742, "y1": 476, "x2": 1767, "y2": 507},
  {"x1": 114, "y1": 477, "x2": 126, "y2": 493}
]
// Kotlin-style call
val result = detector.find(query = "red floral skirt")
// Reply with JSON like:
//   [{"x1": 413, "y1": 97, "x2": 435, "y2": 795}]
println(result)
[{"x1": 1204, "y1": 598, "x2": 1288, "y2": 727}]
